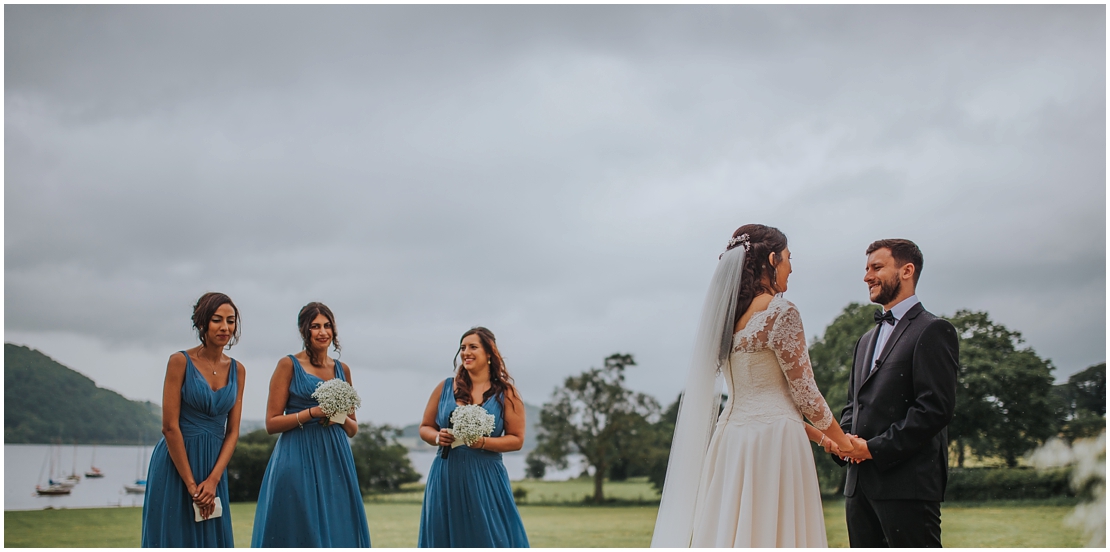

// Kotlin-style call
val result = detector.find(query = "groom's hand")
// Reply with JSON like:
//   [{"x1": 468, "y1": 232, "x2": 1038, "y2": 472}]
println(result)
[{"x1": 844, "y1": 435, "x2": 872, "y2": 463}]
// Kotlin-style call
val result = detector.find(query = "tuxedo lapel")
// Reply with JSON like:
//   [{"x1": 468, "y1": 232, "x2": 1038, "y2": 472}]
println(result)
[
  {"x1": 856, "y1": 325, "x2": 880, "y2": 397},
  {"x1": 862, "y1": 302, "x2": 925, "y2": 388}
]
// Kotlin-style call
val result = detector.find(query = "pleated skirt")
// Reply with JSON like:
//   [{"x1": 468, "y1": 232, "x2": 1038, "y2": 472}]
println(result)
[
  {"x1": 141, "y1": 433, "x2": 234, "y2": 547},
  {"x1": 418, "y1": 447, "x2": 530, "y2": 547}
]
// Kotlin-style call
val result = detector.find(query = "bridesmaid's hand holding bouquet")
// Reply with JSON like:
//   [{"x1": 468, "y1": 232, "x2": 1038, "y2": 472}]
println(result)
[
  {"x1": 447, "y1": 404, "x2": 496, "y2": 448},
  {"x1": 311, "y1": 379, "x2": 362, "y2": 425}
]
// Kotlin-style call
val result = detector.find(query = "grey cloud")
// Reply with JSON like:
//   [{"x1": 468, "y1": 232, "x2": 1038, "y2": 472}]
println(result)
[{"x1": 6, "y1": 5, "x2": 1103, "y2": 423}]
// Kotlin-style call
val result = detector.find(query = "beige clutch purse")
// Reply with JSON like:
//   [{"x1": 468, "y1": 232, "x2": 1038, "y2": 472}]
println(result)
[{"x1": 192, "y1": 496, "x2": 223, "y2": 522}]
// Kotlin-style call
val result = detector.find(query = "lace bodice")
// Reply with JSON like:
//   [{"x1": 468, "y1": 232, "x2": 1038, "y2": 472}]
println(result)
[{"x1": 718, "y1": 296, "x2": 833, "y2": 430}]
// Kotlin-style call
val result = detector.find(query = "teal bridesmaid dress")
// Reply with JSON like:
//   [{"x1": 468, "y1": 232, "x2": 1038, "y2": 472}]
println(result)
[
  {"x1": 141, "y1": 352, "x2": 237, "y2": 547},
  {"x1": 251, "y1": 356, "x2": 370, "y2": 547},
  {"x1": 418, "y1": 377, "x2": 530, "y2": 547}
]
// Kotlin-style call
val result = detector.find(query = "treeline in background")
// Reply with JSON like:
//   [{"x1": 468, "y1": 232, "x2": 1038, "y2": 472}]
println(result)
[
  {"x1": 5, "y1": 301, "x2": 1105, "y2": 505},
  {"x1": 521, "y1": 303, "x2": 1105, "y2": 504}
]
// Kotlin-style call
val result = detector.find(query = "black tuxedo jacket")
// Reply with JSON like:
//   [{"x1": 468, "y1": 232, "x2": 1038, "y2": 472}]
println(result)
[{"x1": 836, "y1": 302, "x2": 959, "y2": 501}]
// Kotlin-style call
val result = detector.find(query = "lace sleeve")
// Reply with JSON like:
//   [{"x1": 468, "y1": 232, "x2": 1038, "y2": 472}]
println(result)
[{"x1": 769, "y1": 301, "x2": 833, "y2": 430}]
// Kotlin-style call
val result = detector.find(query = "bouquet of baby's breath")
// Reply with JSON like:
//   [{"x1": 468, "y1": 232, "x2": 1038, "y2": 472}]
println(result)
[
  {"x1": 447, "y1": 404, "x2": 496, "y2": 448},
  {"x1": 311, "y1": 379, "x2": 361, "y2": 425}
]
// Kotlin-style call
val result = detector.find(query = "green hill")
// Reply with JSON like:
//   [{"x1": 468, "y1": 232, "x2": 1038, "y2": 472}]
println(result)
[{"x1": 4, "y1": 343, "x2": 162, "y2": 445}]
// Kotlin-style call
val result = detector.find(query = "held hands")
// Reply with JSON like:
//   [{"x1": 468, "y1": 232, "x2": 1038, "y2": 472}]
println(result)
[
  {"x1": 838, "y1": 435, "x2": 872, "y2": 463},
  {"x1": 819, "y1": 434, "x2": 842, "y2": 456},
  {"x1": 819, "y1": 434, "x2": 855, "y2": 456}
]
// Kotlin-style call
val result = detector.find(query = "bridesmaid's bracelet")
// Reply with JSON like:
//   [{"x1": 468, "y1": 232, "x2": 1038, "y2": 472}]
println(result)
[{"x1": 295, "y1": 411, "x2": 304, "y2": 429}]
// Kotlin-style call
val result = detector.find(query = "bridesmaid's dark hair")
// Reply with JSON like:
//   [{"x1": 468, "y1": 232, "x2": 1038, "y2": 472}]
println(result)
[
  {"x1": 298, "y1": 302, "x2": 341, "y2": 368},
  {"x1": 192, "y1": 292, "x2": 240, "y2": 349},
  {"x1": 725, "y1": 224, "x2": 789, "y2": 325},
  {"x1": 453, "y1": 327, "x2": 518, "y2": 412}
]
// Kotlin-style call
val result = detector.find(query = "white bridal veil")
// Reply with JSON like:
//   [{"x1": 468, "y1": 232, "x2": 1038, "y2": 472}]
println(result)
[{"x1": 650, "y1": 245, "x2": 747, "y2": 547}]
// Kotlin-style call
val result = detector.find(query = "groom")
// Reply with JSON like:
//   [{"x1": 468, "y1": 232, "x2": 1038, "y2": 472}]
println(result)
[{"x1": 829, "y1": 239, "x2": 959, "y2": 547}]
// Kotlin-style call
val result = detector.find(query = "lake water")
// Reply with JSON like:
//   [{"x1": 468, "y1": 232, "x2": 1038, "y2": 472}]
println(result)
[{"x1": 5, "y1": 444, "x2": 585, "y2": 511}]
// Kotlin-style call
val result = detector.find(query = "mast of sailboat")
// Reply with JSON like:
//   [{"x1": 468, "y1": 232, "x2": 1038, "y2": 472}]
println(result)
[{"x1": 37, "y1": 446, "x2": 50, "y2": 487}]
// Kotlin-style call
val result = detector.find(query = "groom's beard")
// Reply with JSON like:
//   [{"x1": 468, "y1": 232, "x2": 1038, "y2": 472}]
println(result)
[{"x1": 872, "y1": 276, "x2": 902, "y2": 306}]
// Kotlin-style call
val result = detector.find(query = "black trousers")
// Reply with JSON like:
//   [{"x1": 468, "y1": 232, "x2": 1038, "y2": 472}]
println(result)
[{"x1": 845, "y1": 486, "x2": 942, "y2": 547}]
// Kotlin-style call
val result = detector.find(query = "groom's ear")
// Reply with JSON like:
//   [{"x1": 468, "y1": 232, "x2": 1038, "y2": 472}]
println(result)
[{"x1": 900, "y1": 262, "x2": 917, "y2": 284}]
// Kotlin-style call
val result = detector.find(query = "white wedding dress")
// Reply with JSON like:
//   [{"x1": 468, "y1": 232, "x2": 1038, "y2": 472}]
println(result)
[{"x1": 689, "y1": 295, "x2": 832, "y2": 547}]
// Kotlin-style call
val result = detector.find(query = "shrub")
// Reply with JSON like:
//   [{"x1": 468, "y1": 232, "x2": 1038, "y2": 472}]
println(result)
[
  {"x1": 349, "y1": 422, "x2": 421, "y2": 494},
  {"x1": 945, "y1": 467, "x2": 1073, "y2": 501},
  {"x1": 226, "y1": 429, "x2": 278, "y2": 502},
  {"x1": 512, "y1": 486, "x2": 528, "y2": 502}
]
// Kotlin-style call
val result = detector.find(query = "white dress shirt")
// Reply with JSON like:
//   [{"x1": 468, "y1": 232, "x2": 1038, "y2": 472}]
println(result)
[{"x1": 870, "y1": 294, "x2": 919, "y2": 374}]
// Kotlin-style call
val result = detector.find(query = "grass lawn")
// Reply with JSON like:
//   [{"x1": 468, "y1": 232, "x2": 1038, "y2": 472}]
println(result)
[{"x1": 5, "y1": 494, "x2": 1085, "y2": 547}]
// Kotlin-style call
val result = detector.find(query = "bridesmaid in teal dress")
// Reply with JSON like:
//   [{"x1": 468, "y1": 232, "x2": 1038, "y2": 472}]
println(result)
[
  {"x1": 251, "y1": 302, "x2": 370, "y2": 548},
  {"x1": 418, "y1": 327, "x2": 530, "y2": 547},
  {"x1": 142, "y1": 292, "x2": 246, "y2": 547}
]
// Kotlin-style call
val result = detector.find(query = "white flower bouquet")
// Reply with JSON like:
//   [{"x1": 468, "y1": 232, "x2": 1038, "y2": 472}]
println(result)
[
  {"x1": 447, "y1": 404, "x2": 496, "y2": 448},
  {"x1": 311, "y1": 378, "x2": 361, "y2": 425}
]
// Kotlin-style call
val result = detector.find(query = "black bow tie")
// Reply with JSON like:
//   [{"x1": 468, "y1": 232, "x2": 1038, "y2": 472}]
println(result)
[{"x1": 874, "y1": 310, "x2": 896, "y2": 326}]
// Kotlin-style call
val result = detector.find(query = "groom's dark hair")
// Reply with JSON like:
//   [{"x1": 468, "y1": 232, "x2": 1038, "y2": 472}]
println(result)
[{"x1": 866, "y1": 239, "x2": 923, "y2": 285}]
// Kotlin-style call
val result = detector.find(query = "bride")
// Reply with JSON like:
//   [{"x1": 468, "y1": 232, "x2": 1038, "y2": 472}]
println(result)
[{"x1": 652, "y1": 224, "x2": 855, "y2": 547}]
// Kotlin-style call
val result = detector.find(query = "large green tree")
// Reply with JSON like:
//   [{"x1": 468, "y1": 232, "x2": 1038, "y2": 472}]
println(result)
[
  {"x1": 947, "y1": 310, "x2": 1059, "y2": 467},
  {"x1": 349, "y1": 422, "x2": 421, "y2": 494},
  {"x1": 808, "y1": 305, "x2": 1064, "y2": 474},
  {"x1": 226, "y1": 429, "x2": 278, "y2": 502},
  {"x1": 1054, "y1": 363, "x2": 1106, "y2": 441},
  {"x1": 646, "y1": 394, "x2": 681, "y2": 494},
  {"x1": 532, "y1": 353, "x2": 660, "y2": 503},
  {"x1": 808, "y1": 302, "x2": 877, "y2": 493}
]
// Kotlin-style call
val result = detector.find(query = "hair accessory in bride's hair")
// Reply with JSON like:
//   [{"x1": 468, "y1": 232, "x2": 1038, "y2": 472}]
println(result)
[{"x1": 727, "y1": 233, "x2": 751, "y2": 252}]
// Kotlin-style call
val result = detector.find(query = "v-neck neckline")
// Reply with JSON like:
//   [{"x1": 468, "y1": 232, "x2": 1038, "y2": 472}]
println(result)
[
  {"x1": 293, "y1": 355, "x2": 338, "y2": 383},
  {"x1": 449, "y1": 377, "x2": 494, "y2": 409},
  {"x1": 185, "y1": 353, "x2": 231, "y2": 393}
]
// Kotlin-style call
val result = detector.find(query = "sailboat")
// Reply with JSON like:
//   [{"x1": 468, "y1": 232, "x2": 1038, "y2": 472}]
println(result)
[
  {"x1": 36, "y1": 444, "x2": 72, "y2": 496},
  {"x1": 65, "y1": 443, "x2": 81, "y2": 482},
  {"x1": 123, "y1": 441, "x2": 148, "y2": 494},
  {"x1": 85, "y1": 445, "x2": 105, "y2": 478},
  {"x1": 47, "y1": 443, "x2": 76, "y2": 488}
]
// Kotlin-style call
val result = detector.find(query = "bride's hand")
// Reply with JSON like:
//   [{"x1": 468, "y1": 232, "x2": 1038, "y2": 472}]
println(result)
[{"x1": 836, "y1": 435, "x2": 856, "y2": 454}]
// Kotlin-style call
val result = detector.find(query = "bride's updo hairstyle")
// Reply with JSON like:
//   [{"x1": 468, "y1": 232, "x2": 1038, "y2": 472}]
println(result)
[
  {"x1": 726, "y1": 224, "x2": 789, "y2": 321},
  {"x1": 298, "y1": 302, "x2": 341, "y2": 368},
  {"x1": 453, "y1": 327, "x2": 518, "y2": 412}
]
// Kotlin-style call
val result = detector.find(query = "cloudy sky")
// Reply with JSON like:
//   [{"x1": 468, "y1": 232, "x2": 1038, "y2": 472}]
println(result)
[{"x1": 6, "y1": 5, "x2": 1105, "y2": 427}]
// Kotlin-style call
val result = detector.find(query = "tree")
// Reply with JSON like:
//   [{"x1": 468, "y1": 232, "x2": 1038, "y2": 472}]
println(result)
[
  {"x1": 808, "y1": 304, "x2": 1064, "y2": 473},
  {"x1": 947, "y1": 310, "x2": 1059, "y2": 467},
  {"x1": 808, "y1": 302, "x2": 876, "y2": 493},
  {"x1": 646, "y1": 394, "x2": 681, "y2": 494},
  {"x1": 1055, "y1": 363, "x2": 1106, "y2": 441},
  {"x1": 1068, "y1": 363, "x2": 1105, "y2": 416},
  {"x1": 524, "y1": 451, "x2": 546, "y2": 479},
  {"x1": 349, "y1": 422, "x2": 421, "y2": 494},
  {"x1": 606, "y1": 409, "x2": 661, "y2": 481},
  {"x1": 227, "y1": 429, "x2": 278, "y2": 502},
  {"x1": 531, "y1": 353, "x2": 660, "y2": 503}
]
